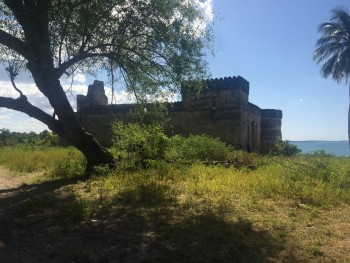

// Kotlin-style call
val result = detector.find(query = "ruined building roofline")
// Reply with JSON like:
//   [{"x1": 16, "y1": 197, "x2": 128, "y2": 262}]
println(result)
[{"x1": 182, "y1": 76, "x2": 250, "y2": 95}]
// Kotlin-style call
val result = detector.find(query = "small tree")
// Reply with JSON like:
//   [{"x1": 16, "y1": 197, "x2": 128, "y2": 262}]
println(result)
[{"x1": 0, "y1": 0, "x2": 212, "y2": 169}]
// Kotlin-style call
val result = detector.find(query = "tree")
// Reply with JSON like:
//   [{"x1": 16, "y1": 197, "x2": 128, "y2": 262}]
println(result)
[
  {"x1": 0, "y1": 0, "x2": 212, "y2": 169},
  {"x1": 313, "y1": 8, "x2": 350, "y2": 146}
]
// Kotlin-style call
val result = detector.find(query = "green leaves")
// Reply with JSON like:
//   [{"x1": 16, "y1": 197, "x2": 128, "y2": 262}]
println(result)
[
  {"x1": 313, "y1": 8, "x2": 350, "y2": 83},
  {"x1": 1, "y1": 0, "x2": 212, "y2": 98},
  {"x1": 47, "y1": 0, "x2": 212, "y2": 97}
]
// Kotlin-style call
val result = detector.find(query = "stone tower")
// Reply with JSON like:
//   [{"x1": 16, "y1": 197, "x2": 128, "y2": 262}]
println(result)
[{"x1": 77, "y1": 80, "x2": 108, "y2": 111}]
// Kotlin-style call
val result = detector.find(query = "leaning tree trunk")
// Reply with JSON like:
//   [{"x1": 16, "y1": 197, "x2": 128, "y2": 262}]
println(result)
[
  {"x1": 44, "y1": 83, "x2": 117, "y2": 170},
  {"x1": 28, "y1": 63, "x2": 117, "y2": 170},
  {"x1": 56, "y1": 111, "x2": 117, "y2": 169}
]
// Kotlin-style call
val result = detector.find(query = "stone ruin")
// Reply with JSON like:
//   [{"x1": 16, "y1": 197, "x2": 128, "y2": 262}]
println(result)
[
  {"x1": 77, "y1": 80, "x2": 108, "y2": 111},
  {"x1": 76, "y1": 76, "x2": 282, "y2": 153}
]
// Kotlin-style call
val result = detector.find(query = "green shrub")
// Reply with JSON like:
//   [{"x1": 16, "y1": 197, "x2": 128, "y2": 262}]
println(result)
[
  {"x1": 51, "y1": 150, "x2": 85, "y2": 178},
  {"x1": 286, "y1": 155, "x2": 336, "y2": 183},
  {"x1": 270, "y1": 140, "x2": 301, "y2": 157},
  {"x1": 166, "y1": 134, "x2": 233, "y2": 162},
  {"x1": 112, "y1": 121, "x2": 169, "y2": 165}
]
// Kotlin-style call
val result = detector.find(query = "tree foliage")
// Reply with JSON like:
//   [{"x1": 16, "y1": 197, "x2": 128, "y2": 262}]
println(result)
[
  {"x1": 0, "y1": 129, "x2": 58, "y2": 146},
  {"x1": 0, "y1": 0, "x2": 212, "y2": 99},
  {"x1": 313, "y1": 8, "x2": 350, "y2": 83}
]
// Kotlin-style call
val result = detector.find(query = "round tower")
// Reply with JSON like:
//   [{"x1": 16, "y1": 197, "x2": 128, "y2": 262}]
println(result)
[{"x1": 260, "y1": 109, "x2": 282, "y2": 153}]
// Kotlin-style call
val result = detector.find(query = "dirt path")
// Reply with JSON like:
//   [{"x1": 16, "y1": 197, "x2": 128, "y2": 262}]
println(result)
[
  {"x1": 0, "y1": 167, "x2": 43, "y2": 209},
  {"x1": 0, "y1": 167, "x2": 28, "y2": 209},
  {"x1": 0, "y1": 166, "x2": 24, "y2": 189}
]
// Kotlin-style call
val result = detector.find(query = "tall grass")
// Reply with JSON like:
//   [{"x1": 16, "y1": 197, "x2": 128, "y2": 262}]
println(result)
[
  {"x1": 0, "y1": 146, "x2": 85, "y2": 175},
  {"x1": 1, "y1": 146, "x2": 349, "y2": 207}
]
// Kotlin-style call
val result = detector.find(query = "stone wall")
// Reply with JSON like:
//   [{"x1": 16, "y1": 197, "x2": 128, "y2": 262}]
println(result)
[{"x1": 76, "y1": 77, "x2": 282, "y2": 152}]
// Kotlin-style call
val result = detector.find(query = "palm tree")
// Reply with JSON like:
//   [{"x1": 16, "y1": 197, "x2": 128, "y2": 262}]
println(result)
[{"x1": 313, "y1": 8, "x2": 350, "y2": 146}]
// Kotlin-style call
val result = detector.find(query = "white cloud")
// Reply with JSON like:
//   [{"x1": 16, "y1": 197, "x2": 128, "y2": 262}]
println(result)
[
  {"x1": 0, "y1": 114, "x2": 12, "y2": 121},
  {"x1": 0, "y1": 109, "x2": 47, "y2": 133},
  {"x1": 299, "y1": 98, "x2": 303, "y2": 103},
  {"x1": 0, "y1": 81, "x2": 43, "y2": 98},
  {"x1": 74, "y1": 73, "x2": 86, "y2": 84},
  {"x1": 104, "y1": 85, "x2": 136, "y2": 104},
  {"x1": 196, "y1": 0, "x2": 214, "y2": 22}
]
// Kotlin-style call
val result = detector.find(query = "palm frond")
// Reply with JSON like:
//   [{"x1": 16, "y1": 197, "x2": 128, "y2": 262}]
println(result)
[{"x1": 314, "y1": 7, "x2": 350, "y2": 84}]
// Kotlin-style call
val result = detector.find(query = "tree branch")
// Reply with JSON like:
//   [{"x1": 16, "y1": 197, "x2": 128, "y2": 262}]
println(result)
[
  {"x1": 55, "y1": 50, "x2": 119, "y2": 77},
  {"x1": 0, "y1": 96, "x2": 60, "y2": 133},
  {"x1": 0, "y1": 29, "x2": 27, "y2": 58},
  {"x1": 4, "y1": 64, "x2": 26, "y2": 98}
]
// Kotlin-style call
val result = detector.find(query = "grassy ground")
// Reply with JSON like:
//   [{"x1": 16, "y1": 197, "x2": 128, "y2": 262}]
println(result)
[{"x1": 0, "y1": 147, "x2": 350, "y2": 262}]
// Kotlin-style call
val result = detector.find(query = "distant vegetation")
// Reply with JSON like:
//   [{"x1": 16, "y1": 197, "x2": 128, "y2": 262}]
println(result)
[{"x1": 0, "y1": 129, "x2": 58, "y2": 147}]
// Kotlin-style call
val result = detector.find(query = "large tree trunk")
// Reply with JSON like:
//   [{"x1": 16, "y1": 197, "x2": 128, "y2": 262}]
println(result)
[
  {"x1": 57, "y1": 118, "x2": 117, "y2": 169},
  {"x1": 31, "y1": 72, "x2": 117, "y2": 170}
]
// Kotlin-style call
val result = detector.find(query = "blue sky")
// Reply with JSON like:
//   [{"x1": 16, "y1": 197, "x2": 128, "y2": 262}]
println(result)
[
  {"x1": 207, "y1": 0, "x2": 350, "y2": 140},
  {"x1": 0, "y1": 0, "x2": 349, "y2": 141}
]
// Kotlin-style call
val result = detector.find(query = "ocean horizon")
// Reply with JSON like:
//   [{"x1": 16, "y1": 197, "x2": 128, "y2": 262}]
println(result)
[{"x1": 290, "y1": 140, "x2": 350, "y2": 157}]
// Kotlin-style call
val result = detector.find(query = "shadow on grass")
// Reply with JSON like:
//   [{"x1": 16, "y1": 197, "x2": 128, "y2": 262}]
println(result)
[
  {"x1": 0, "y1": 175, "x2": 296, "y2": 262},
  {"x1": 151, "y1": 214, "x2": 285, "y2": 263},
  {"x1": 0, "y1": 175, "x2": 88, "y2": 212}
]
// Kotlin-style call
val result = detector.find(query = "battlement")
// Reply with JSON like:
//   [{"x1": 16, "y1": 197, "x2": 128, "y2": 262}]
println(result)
[
  {"x1": 182, "y1": 76, "x2": 249, "y2": 95},
  {"x1": 181, "y1": 76, "x2": 250, "y2": 111},
  {"x1": 204, "y1": 76, "x2": 249, "y2": 93}
]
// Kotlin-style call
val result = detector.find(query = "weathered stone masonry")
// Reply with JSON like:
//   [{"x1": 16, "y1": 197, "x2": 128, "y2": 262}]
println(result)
[{"x1": 77, "y1": 77, "x2": 282, "y2": 152}]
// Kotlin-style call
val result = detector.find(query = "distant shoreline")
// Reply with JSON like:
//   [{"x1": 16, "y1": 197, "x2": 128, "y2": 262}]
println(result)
[
  {"x1": 290, "y1": 141, "x2": 350, "y2": 157},
  {"x1": 290, "y1": 140, "x2": 348, "y2": 142}
]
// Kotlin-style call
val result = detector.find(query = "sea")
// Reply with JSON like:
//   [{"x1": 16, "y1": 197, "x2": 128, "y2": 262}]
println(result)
[{"x1": 290, "y1": 141, "x2": 350, "y2": 157}]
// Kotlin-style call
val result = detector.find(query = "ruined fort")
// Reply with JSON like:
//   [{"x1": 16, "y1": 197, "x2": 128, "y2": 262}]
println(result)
[{"x1": 77, "y1": 76, "x2": 282, "y2": 152}]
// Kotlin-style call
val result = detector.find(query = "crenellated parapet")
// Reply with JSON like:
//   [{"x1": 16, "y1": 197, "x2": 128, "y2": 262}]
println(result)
[
  {"x1": 182, "y1": 76, "x2": 250, "y2": 111},
  {"x1": 182, "y1": 76, "x2": 249, "y2": 94},
  {"x1": 204, "y1": 76, "x2": 249, "y2": 94}
]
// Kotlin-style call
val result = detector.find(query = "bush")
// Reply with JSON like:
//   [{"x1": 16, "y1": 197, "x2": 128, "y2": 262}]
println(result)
[
  {"x1": 112, "y1": 118, "x2": 235, "y2": 166},
  {"x1": 112, "y1": 121, "x2": 169, "y2": 165},
  {"x1": 270, "y1": 140, "x2": 301, "y2": 157},
  {"x1": 166, "y1": 134, "x2": 233, "y2": 162},
  {"x1": 52, "y1": 150, "x2": 85, "y2": 178}
]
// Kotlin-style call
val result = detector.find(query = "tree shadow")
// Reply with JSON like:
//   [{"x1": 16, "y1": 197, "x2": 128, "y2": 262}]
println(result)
[
  {"x1": 0, "y1": 175, "x2": 89, "y2": 210},
  {"x1": 148, "y1": 213, "x2": 287, "y2": 263},
  {"x1": 0, "y1": 176, "x2": 299, "y2": 262}
]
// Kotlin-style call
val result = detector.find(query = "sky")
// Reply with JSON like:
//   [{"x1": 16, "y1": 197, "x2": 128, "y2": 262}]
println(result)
[{"x1": 0, "y1": 0, "x2": 350, "y2": 141}]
